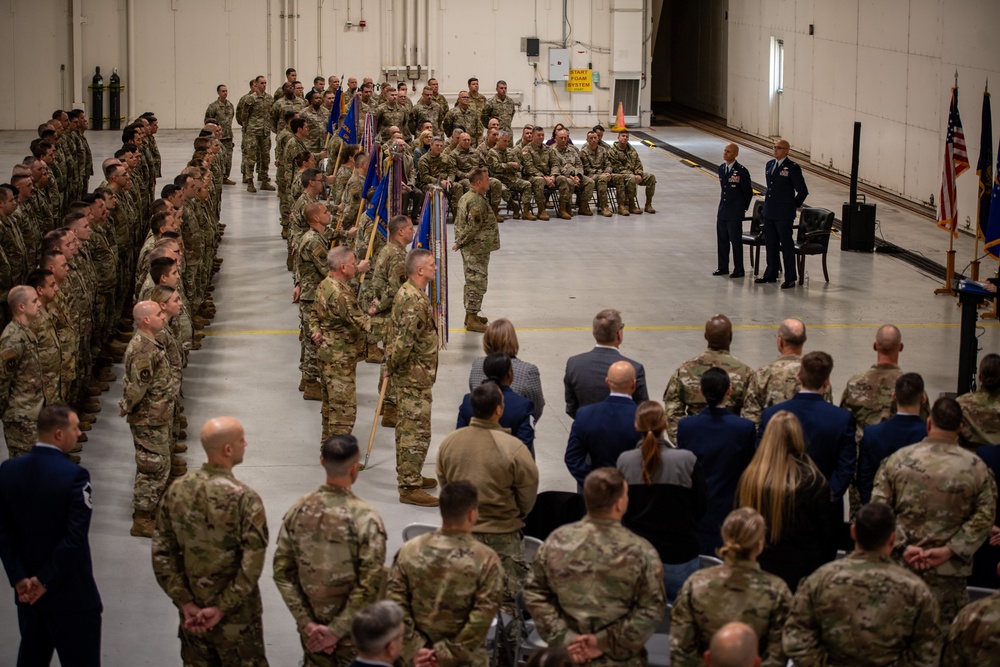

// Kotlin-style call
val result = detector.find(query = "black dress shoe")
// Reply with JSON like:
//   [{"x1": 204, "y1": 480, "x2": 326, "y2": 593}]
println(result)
[
  {"x1": 780, "y1": 281, "x2": 797, "y2": 289},
  {"x1": 730, "y1": 271, "x2": 745, "y2": 278},
  {"x1": 712, "y1": 270, "x2": 728, "y2": 276},
  {"x1": 754, "y1": 278, "x2": 776, "y2": 284}
]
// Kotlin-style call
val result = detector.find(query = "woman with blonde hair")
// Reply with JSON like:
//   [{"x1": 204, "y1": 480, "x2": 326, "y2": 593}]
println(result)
[
  {"x1": 413, "y1": 130, "x2": 434, "y2": 165},
  {"x1": 617, "y1": 401, "x2": 706, "y2": 602},
  {"x1": 670, "y1": 507, "x2": 792, "y2": 667},
  {"x1": 468, "y1": 318, "x2": 545, "y2": 420},
  {"x1": 735, "y1": 410, "x2": 830, "y2": 591}
]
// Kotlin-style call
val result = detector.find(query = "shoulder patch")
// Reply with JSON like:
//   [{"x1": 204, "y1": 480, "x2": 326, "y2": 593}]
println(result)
[{"x1": 82, "y1": 481, "x2": 94, "y2": 508}]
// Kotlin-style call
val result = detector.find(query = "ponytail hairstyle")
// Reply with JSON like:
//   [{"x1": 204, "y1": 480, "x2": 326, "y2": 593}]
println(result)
[
  {"x1": 633, "y1": 401, "x2": 666, "y2": 484},
  {"x1": 481, "y1": 352, "x2": 512, "y2": 387},
  {"x1": 717, "y1": 507, "x2": 766, "y2": 563}
]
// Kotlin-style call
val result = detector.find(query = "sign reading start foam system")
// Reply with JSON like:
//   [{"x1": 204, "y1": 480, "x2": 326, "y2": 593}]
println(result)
[{"x1": 566, "y1": 69, "x2": 593, "y2": 92}]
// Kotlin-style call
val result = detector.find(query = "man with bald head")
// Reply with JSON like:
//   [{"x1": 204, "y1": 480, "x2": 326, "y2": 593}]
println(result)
[
  {"x1": 663, "y1": 313, "x2": 753, "y2": 441},
  {"x1": 742, "y1": 318, "x2": 831, "y2": 425},
  {"x1": 153, "y1": 417, "x2": 269, "y2": 665},
  {"x1": 120, "y1": 300, "x2": 175, "y2": 537},
  {"x1": 1, "y1": 286, "x2": 45, "y2": 458},
  {"x1": 565, "y1": 361, "x2": 642, "y2": 485},
  {"x1": 705, "y1": 622, "x2": 761, "y2": 667},
  {"x1": 715, "y1": 143, "x2": 754, "y2": 278}
]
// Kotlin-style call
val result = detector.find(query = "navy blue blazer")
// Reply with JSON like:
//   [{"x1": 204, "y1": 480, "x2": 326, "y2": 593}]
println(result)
[
  {"x1": 717, "y1": 161, "x2": 754, "y2": 220},
  {"x1": 763, "y1": 158, "x2": 808, "y2": 220},
  {"x1": 0, "y1": 446, "x2": 101, "y2": 612},
  {"x1": 457, "y1": 385, "x2": 536, "y2": 454},
  {"x1": 677, "y1": 406, "x2": 756, "y2": 553},
  {"x1": 857, "y1": 414, "x2": 927, "y2": 503},
  {"x1": 565, "y1": 395, "x2": 640, "y2": 485},
  {"x1": 564, "y1": 346, "x2": 648, "y2": 418},
  {"x1": 761, "y1": 393, "x2": 856, "y2": 498}
]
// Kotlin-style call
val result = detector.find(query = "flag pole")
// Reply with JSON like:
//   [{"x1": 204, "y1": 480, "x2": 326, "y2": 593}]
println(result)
[
  {"x1": 361, "y1": 374, "x2": 389, "y2": 470},
  {"x1": 936, "y1": 74, "x2": 961, "y2": 296},
  {"x1": 326, "y1": 141, "x2": 344, "y2": 206}
]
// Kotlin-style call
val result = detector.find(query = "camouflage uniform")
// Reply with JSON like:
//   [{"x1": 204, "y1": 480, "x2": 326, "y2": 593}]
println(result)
[
  {"x1": 871, "y1": 437, "x2": 998, "y2": 625},
  {"x1": 295, "y1": 227, "x2": 330, "y2": 385},
  {"x1": 339, "y1": 171, "x2": 366, "y2": 234},
  {"x1": 357, "y1": 212, "x2": 387, "y2": 267},
  {"x1": 204, "y1": 97, "x2": 235, "y2": 178},
  {"x1": 452, "y1": 146, "x2": 502, "y2": 210},
  {"x1": 274, "y1": 484, "x2": 388, "y2": 667},
  {"x1": 941, "y1": 589, "x2": 1000, "y2": 666},
  {"x1": 467, "y1": 92, "x2": 488, "y2": 120},
  {"x1": 386, "y1": 529, "x2": 504, "y2": 667},
  {"x1": 454, "y1": 189, "x2": 498, "y2": 315},
  {"x1": 0, "y1": 320, "x2": 44, "y2": 458},
  {"x1": 741, "y1": 354, "x2": 833, "y2": 426},
  {"x1": 375, "y1": 102, "x2": 411, "y2": 142},
  {"x1": 608, "y1": 142, "x2": 656, "y2": 208},
  {"x1": 782, "y1": 551, "x2": 942, "y2": 666},
  {"x1": 956, "y1": 388, "x2": 1000, "y2": 447},
  {"x1": 245, "y1": 91, "x2": 275, "y2": 182},
  {"x1": 581, "y1": 143, "x2": 628, "y2": 213},
  {"x1": 552, "y1": 143, "x2": 595, "y2": 211},
  {"x1": 443, "y1": 105, "x2": 484, "y2": 144},
  {"x1": 670, "y1": 560, "x2": 791, "y2": 667},
  {"x1": 486, "y1": 145, "x2": 533, "y2": 212},
  {"x1": 524, "y1": 517, "x2": 666, "y2": 667},
  {"x1": 236, "y1": 90, "x2": 256, "y2": 181},
  {"x1": 386, "y1": 279, "x2": 438, "y2": 493},
  {"x1": 662, "y1": 348, "x2": 753, "y2": 441},
  {"x1": 417, "y1": 152, "x2": 463, "y2": 205},
  {"x1": 330, "y1": 165, "x2": 353, "y2": 206},
  {"x1": 31, "y1": 309, "x2": 62, "y2": 406},
  {"x1": 121, "y1": 330, "x2": 175, "y2": 513},
  {"x1": 410, "y1": 99, "x2": 443, "y2": 136},
  {"x1": 0, "y1": 213, "x2": 29, "y2": 285},
  {"x1": 839, "y1": 362, "x2": 930, "y2": 441},
  {"x1": 482, "y1": 95, "x2": 517, "y2": 133},
  {"x1": 300, "y1": 104, "x2": 331, "y2": 154},
  {"x1": 521, "y1": 143, "x2": 570, "y2": 214},
  {"x1": 309, "y1": 276, "x2": 371, "y2": 442},
  {"x1": 152, "y1": 463, "x2": 269, "y2": 666},
  {"x1": 367, "y1": 240, "x2": 409, "y2": 406}
]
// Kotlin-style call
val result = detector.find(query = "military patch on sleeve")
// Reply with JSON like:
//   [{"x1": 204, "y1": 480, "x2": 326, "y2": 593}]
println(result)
[
  {"x1": 82, "y1": 481, "x2": 94, "y2": 509},
  {"x1": 2, "y1": 348, "x2": 16, "y2": 374},
  {"x1": 139, "y1": 368, "x2": 152, "y2": 382}
]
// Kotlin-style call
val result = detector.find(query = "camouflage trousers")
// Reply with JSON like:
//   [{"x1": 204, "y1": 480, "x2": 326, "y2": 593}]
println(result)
[
  {"x1": 472, "y1": 531, "x2": 528, "y2": 621},
  {"x1": 131, "y1": 423, "x2": 172, "y2": 513},
  {"x1": 460, "y1": 249, "x2": 490, "y2": 314},
  {"x1": 2, "y1": 417, "x2": 38, "y2": 458},
  {"x1": 221, "y1": 138, "x2": 234, "y2": 178},
  {"x1": 496, "y1": 177, "x2": 533, "y2": 209},
  {"x1": 321, "y1": 360, "x2": 358, "y2": 443},
  {"x1": 918, "y1": 571, "x2": 968, "y2": 628},
  {"x1": 620, "y1": 173, "x2": 656, "y2": 206},
  {"x1": 244, "y1": 133, "x2": 271, "y2": 182},
  {"x1": 593, "y1": 173, "x2": 630, "y2": 209},
  {"x1": 299, "y1": 300, "x2": 320, "y2": 383},
  {"x1": 178, "y1": 603, "x2": 268, "y2": 666},
  {"x1": 529, "y1": 175, "x2": 571, "y2": 212},
  {"x1": 568, "y1": 176, "x2": 596, "y2": 209},
  {"x1": 356, "y1": 216, "x2": 387, "y2": 265},
  {"x1": 395, "y1": 385, "x2": 432, "y2": 492}
]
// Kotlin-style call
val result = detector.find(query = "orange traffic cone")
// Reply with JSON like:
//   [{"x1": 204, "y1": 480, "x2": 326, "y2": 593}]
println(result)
[{"x1": 611, "y1": 102, "x2": 627, "y2": 131}]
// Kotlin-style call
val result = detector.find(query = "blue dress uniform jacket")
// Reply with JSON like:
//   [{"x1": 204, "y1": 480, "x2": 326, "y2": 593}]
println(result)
[
  {"x1": 457, "y1": 384, "x2": 536, "y2": 455},
  {"x1": 856, "y1": 413, "x2": 927, "y2": 503},
  {"x1": 717, "y1": 161, "x2": 753, "y2": 220},
  {"x1": 762, "y1": 158, "x2": 808, "y2": 221}
]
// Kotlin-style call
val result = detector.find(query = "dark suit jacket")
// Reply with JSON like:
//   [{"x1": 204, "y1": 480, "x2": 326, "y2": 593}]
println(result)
[
  {"x1": 565, "y1": 395, "x2": 640, "y2": 484},
  {"x1": 677, "y1": 406, "x2": 756, "y2": 553},
  {"x1": 0, "y1": 446, "x2": 102, "y2": 613},
  {"x1": 563, "y1": 346, "x2": 648, "y2": 418},
  {"x1": 761, "y1": 393, "x2": 856, "y2": 498},
  {"x1": 458, "y1": 384, "x2": 536, "y2": 454},
  {"x1": 857, "y1": 414, "x2": 927, "y2": 503},
  {"x1": 717, "y1": 161, "x2": 753, "y2": 220},
  {"x1": 763, "y1": 157, "x2": 808, "y2": 220}
]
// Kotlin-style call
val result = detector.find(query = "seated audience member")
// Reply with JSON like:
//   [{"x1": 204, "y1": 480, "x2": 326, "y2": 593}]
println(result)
[
  {"x1": 468, "y1": 318, "x2": 545, "y2": 420},
  {"x1": 705, "y1": 623, "x2": 763, "y2": 667},
  {"x1": 942, "y1": 562, "x2": 1000, "y2": 666}
]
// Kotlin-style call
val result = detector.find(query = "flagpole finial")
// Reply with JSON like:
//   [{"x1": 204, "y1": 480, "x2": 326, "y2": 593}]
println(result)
[{"x1": 955, "y1": 70, "x2": 959, "y2": 87}]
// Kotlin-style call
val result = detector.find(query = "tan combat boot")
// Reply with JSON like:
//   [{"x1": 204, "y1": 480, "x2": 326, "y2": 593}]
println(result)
[
  {"x1": 223, "y1": 178, "x2": 236, "y2": 185},
  {"x1": 465, "y1": 313, "x2": 487, "y2": 333},
  {"x1": 628, "y1": 196, "x2": 642, "y2": 215},
  {"x1": 247, "y1": 182, "x2": 257, "y2": 193},
  {"x1": 130, "y1": 510, "x2": 155, "y2": 538},
  {"x1": 511, "y1": 202, "x2": 521, "y2": 220},
  {"x1": 644, "y1": 197, "x2": 656, "y2": 214},
  {"x1": 259, "y1": 181, "x2": 276, "y2": 192},
  {"x1": 421, "y1": 477, "x2": 439, "y2": 489},
  {"x1": 399, "y1": 489, "x2": 439, "y2": 507},
  {"x1": 492, "y1": 206, "x2": 504, "y2": 223},
  {"x1": 303, "y1": 380, "x2": 324, "y2": 401},
  {"x1": 557, "y1": 202, "x2": 572, "y2": 220},
  {"x1": 537, "y1": 207, "x2": 550, "y2": 221},
  {"x1": 522, "y1": 206, "x2": 538, "y2": 221},
  {"x1": 170, "y1": 455, "x2": 188, "y2": 478},
  {"x1": 173, "y1": 440, "x2": 188, "y2": 453},
  {"x1": 578, "y1": 203, "x2": 594, "y2": 216}
]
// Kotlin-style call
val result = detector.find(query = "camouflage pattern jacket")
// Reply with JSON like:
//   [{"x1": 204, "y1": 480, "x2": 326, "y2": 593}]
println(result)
[
  {"x1": 309, "y1": 276, "x2": 370, "y2": 365},
  {"x1": 386, "y1": 280, "x2": 438, "y2": 390},
  {"x1": 0, "y1": 320, "x2": 44, "y2": 421},
  {"x1": 663, "y1": 348, "x2": 753, "y2": 439},
  {"x1": 120, "y1": 330, "x2": 174, "y2": 426},
  {"x1": 454, "y1": 190, "x2": 498, "y2": 253}
]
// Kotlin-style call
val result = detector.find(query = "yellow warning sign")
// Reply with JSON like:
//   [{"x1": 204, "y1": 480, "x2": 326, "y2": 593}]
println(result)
[{"x1": 566, "y1": 69, "x2": 593, "y2": 92}]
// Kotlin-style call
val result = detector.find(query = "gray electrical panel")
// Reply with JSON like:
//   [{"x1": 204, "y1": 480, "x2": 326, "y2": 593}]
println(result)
[{"x1": 548, "y1": 48, "x2": 570, "y2": 81}]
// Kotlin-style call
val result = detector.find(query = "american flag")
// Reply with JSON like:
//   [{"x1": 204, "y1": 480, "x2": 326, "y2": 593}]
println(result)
[{"x1": 938, "y1": 86, "x2": 971, "y2": 235}]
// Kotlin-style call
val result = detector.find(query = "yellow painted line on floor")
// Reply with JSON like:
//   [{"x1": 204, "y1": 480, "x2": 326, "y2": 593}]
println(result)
[{"x1": 203, "y1": 321, "x2": 998, "y2": 336}]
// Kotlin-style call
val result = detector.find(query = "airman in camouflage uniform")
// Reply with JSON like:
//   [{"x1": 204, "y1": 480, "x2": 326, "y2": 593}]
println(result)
[
  {"x1": 453, "y1": 170, "x2": 497, "y2": 333},
  {"x1": 375, "y1": 87, "x2": 411, "y2": 142},
  {"x1": 274, "y1": 434, "x2": 387, "y2": 667},
  {"x1": 386, "y1": 481, "x2": 504, "y2": 666},
  {"x1": 300, "y1": 92, "x2": 332, "y2": 154},
  {"x1": 477, "y1": 126, "x2": 500, "y2": 162},
  {"x1": 581, "y1": 130, "x2": 629, "y2": 216},
  {"x1": 410, "y1": 87, "x2": 443, "y2": 136},
  {"x1": 742, "y1": 319, "x2": 832, "y2": 426},
  {"x1": 152, "y1": 417, "x2": 269, "y2": 666},
  {"x1": 871, "y1": 397, "x2": 998, "y2": 626},
  {"x1": 308, "y1": 247, "x2": 372, "y2": 443},
  {"x1": 551, "y1": 129, "x2": 595, "y2": 217},
  {"x1": 941, "y1": 587, "x2": 1000, "y2": 666},
  {"x1": 27, "y1": 272, "x2": 63, "y2": 409},
  {"x1": 236, "y1": 80, "x2": 258, "y2": 182},
  {"x1": 443, "y1": 92, "x2": 485, "y2": 144},
  {"x1": 663, "y1": 314, "x2": 753, "y2": 441},
  {"x1": 956, "y1": 353, "x2": 1000, "y2": 447},
  {"x1": 783, "y1": 503, "x2": 942, "y2": 666},
  {"x1": 467, "y1": 78, "x2": 488, "y2": 120},
  {"x1": 608, "y1": 129, "x2": 656, "y2": 213},
  {"x1": 295, "y1": 200, "x2": 339, "y2": 399},
  {"x1": 386, "y1": 250, "x2": 439, "y2": 505},
  {"x1": 417, "y1": 138, "x2": 463, "y2": 205},
  {"x1": 524, "y1": 468, "x2": 666, "y2": 667},
  {"x1": 0, "y1": 287, "x2": 45, "y2": 459},
  {"x1": 487, "y1": 131, "x2": 536, "y2": 220},
  {"x1": 482, "y1": 81, "x2": 517, "y2": 133},
  {"x1": 452, "y1": 134, "x2": 503, "y2": 216},
  {"x1": 244, "y1": 76, "x2": 276, "y2": 191},
  {"x1": 120, "y1": 301, "x2": 175, "y2": 536},
  {"x1": 339, "y1": 157, "x2": 368, "y2": 234},
  {"x1": 521, "y1": 127, "x2": 569, "y2": 221},
  {"x1": 671, "y1": 561, "x2": 790, "y2": 667},
  {"x1": 204, "y1": 85, "x2": 236, "y2": 183}
]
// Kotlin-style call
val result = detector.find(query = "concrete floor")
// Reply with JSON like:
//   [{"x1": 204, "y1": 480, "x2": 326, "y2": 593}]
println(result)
[{"x1": 0, "y1": 124, "x2": 997, "y2": 665}]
